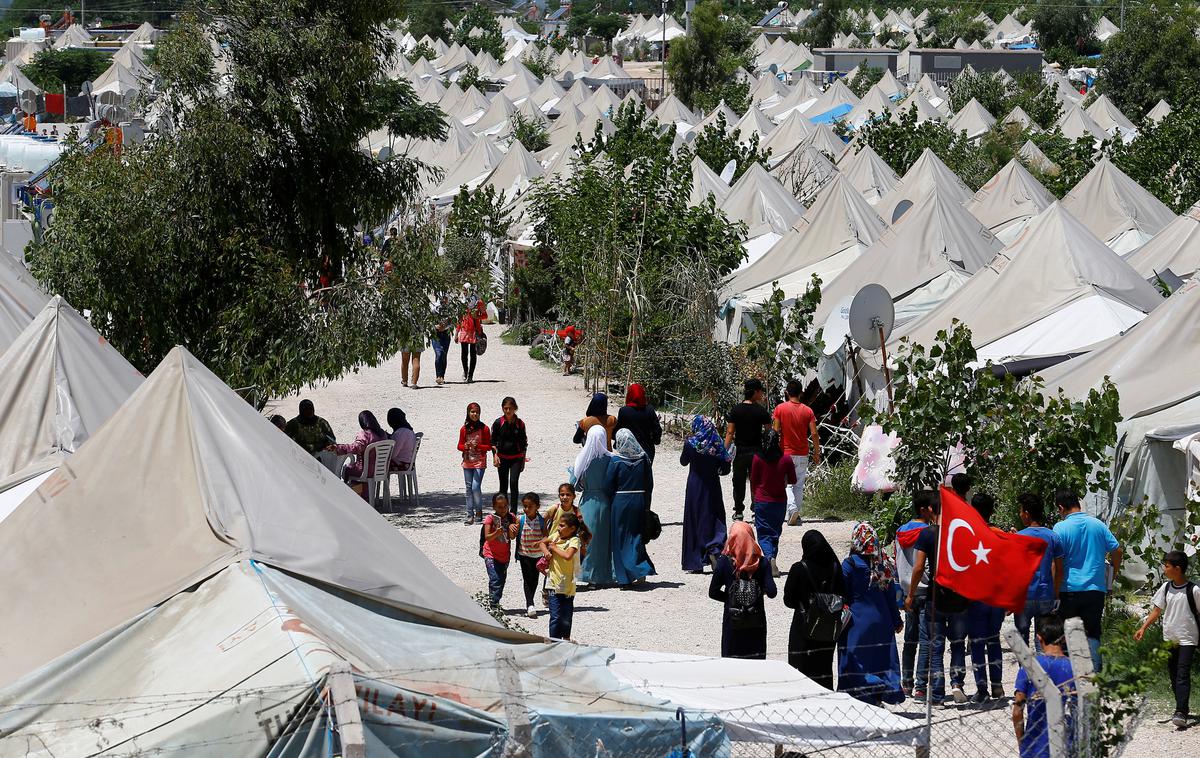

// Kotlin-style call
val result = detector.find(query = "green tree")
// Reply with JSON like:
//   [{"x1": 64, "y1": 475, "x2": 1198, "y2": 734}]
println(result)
[
  {"x1": 1031, "y1": 0, "x2": 1096, "y2": 64},
  {"x1": 522, "y1": 45, "x2": 559, "y2": 79},
  {"x1": 690, "y1": 112, "x2": 771, "y2": 182},
  {"x1": 666, "y1": 2, "x2": 755, "y2": 110},
  {"x1": 861, "y1": 322, "x2": 1122, "y2": 523},
  {"x1": 1111, "y1": 92, "x2": 1200, "y2": 213},
  {"x1": 743, "y1": 280, "x2": 823, "y2": 406},
  {"x1": 507, "y1": 112, "x2": 550, "y2": 153},
  {"x1": 925, "y1": 8, "x2": 988, "y2": 47},
  {"x1": 454, "y1": 63, "x2": 492, "y2": 91},
  {"x1": 589, "y1": 13, "x2": 629, "y2": 51},
  {"x1": 406, "y1": 40, "x2": 437, "y2": 64},
  {"x1": 795, "y1": 0, "x2": 844, "y2": 48},
  {"x1": 578, "y1": 100, "x2": 675, "y2": 168},
  {"x1": 1098, "y1": 2, "x2": 1200, "y2": 122},
  {"x1": 1028, "y1": 130, "x2": 1103, "y2": 197},
  {"x1": 454, "y1": 4, "x2": 505, "y2": 60},
  {"x1": 847, "y1": 66, "x2": 884, "y2": 98},
  {"x1": 947, "y1": 70, "x2": 1011, "y2": 118},
  {"x1": 20, "y1": 49, "x2": 112, "y2": 95},
  {"x1": 28, "y1": 5, "x2": 450, "y2": 402},
  {"x1": 849, "y1": 108, "x2": 997, "y2": 190},
  {"x1": 405, "y1": 1, "x2": 453, "y2": 44}
]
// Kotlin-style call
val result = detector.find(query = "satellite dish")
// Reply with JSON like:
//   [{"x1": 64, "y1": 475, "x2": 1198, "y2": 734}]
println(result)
[
  {"x1": 820, "y1": 295, "x2": 855, "y2": 355},
  {"x1": 768, "y1": 63, "x2": 779, "y2": 76},
  {"x1": 81, "y1": 80, "x2": 93, "y2": 97},
  {"x1": 561, "y1": 70, "x2": 574, "y2": 87},
  {"x1": 848, "y1": 283, "x2": 894, "y2": 351},
  {"x1": 890, "y1": 199, "x2": 913, "y2": 224},
  {"x1": 719, "y1": 159, "x2": 737, "y2": 184},
  {"x1": 377, "y1": 146, "x2": 394, "y2": 160},
  {"x1": 19, "y1": 90, "x2": 37, "y2": 114}
]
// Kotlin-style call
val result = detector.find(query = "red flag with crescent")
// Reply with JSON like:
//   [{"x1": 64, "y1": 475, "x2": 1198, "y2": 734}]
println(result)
[{"x1": 935, "y1": 487, "x2": 1047, "y2": 613}]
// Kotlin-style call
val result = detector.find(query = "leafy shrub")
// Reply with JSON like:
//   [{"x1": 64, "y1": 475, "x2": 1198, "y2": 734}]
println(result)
[
  {"x1": 528, "y1": 345, "x2": 547, "y2": 362},
  {"x1": 803, "y1": 460, "x2": 873, "y2": 522},
  {"x1": 472, "y1": 591, "x2": 529, "y2": 634}
]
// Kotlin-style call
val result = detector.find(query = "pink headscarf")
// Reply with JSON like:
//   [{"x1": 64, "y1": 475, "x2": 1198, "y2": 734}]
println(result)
[{"x1": 723, "y1": 521, "x2": 762, "y2": 576}]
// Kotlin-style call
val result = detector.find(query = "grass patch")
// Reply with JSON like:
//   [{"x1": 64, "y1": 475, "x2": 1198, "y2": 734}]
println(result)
[{"x1": 803, "y1": 460, "x2": 873, "y2": 522}]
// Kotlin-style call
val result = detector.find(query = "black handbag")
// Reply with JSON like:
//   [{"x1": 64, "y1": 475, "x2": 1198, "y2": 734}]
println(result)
[{"x1": 640, "y1": 464, "x2": 661, "y2": 542}]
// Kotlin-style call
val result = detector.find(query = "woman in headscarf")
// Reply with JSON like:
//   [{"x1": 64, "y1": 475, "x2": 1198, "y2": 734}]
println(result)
[
  {"x1": 680, "y1": 415, "x2": 732, "y2": 572},
  {"x1": 573, "y1": 392, "x2": 617, "y2": 449},
  {"x1": 709, "y1": 520, "x2": 776, "y2": 659},
  {"x1": 839, "y1": 522, "x2": 904, "y2": 705},
  {"x1": 386, "y1": 407, "x2": 417, "y2": 471},
  {"x1": 750, "y1": 430, "x2": 796, "y2": 577},
  {"x1": 602, "y1": 429, "x2": 656, "y2": 586},
  {"x1": 783, "y1": 530, "x2": 845, "y2": 688},
  {"x1": 614, "y1": 383, "x2": 662, "y2": 461},
  {"x1": 333, "y1": 411, "x2": 389, "y2": 494},
  {"x1": 570, "y1": 425, "x2": 613, "y2": 586}
]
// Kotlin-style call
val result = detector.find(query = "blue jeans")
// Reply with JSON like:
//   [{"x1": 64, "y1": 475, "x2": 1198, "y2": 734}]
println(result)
[
  {"x1": 549, "y1": 591, "x2": 574, "y2": 639},
  {"x1": 967, "y1": 601, "x2": 1005, "y2": 690},
  {"x1": 916, "y1": 597, "x2": 967, "y2": 699},
  {"x1": 463, "y1": 468, "x2": 485, "y2": 517},
  {"x1": 432, "y1": 331, "x2": 451, "y2": 379},
  {"x1": 752, "y1": 501, "x2": 785, "y2": 560},
  {"x1": 902, "y1": 607, "x2": 920, "y2": 690},
  {"x1": 1014, "y1": 598, "x2": 1058, "y2": 651},
  {"x1": 484, "y1": 557, "x2": 508, "y2": 607}
]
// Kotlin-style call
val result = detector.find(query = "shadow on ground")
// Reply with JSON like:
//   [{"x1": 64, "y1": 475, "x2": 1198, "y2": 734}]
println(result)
[{"x1": 380, "y1": 491, "x2": 475, "y2": 527}]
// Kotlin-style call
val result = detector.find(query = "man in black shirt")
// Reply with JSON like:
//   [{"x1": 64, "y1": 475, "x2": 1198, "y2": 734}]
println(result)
[{"x1": 724, "y1": 378, "x2": 772, "y2": 520}]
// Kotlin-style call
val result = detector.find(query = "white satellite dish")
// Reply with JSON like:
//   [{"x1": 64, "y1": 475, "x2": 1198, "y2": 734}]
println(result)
[
  {"x1": 820, "y1": 295, "x2": 855, "y2": 355},
  {"x1": 719, "y1": 159, "x2": 737, "y2": 184},
  {"x1": 848, "y1": 283, "x2": 894, "y2": 351},
  {"x1": 377, "y1": 145, "x2": 394, "y2": 160}
]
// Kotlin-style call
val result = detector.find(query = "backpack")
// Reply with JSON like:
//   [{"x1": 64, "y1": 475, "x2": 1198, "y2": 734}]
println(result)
[
  {"x1": 1161, "y1": 580, "x2": 1200, "y2": 633},
  {"x1": 801, "y1": 563, "x2": 846, "y2": 642},
  {"x1": 479, "y1": 513, "x2": 514, "y2": 558},
  {"x1": 933, "y1": 582, "x2": 970, "y2": 614},
  {"x1": 727, "y1": 571, "x2": 766, "y2": 630}
]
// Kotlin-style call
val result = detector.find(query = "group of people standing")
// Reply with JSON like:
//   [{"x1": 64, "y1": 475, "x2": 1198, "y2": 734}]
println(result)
[{"x1": 399, "y1": 283, "x2": 490, "y2": 389}]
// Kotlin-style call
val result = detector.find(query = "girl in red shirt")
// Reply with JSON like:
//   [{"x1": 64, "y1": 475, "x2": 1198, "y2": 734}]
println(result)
[{"x1": 458, "y1": 402, "x2": 491, "y2": 524}]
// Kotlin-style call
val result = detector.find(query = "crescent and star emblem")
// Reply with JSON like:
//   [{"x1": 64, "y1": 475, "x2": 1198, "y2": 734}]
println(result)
[{"x1": 945, "y1": 518, "x2": 992, "y2": 572}]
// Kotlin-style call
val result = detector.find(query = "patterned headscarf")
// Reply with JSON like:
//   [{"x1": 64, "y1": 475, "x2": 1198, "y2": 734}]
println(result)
[
  {"x1": 723, "y1": 520, "x2": 762, "y2": 575},
  {"x1": 687, "y1": 415, "x2": 732, "y2": 462},
  {"x1": 851, "y1": 521, "x2": 897, "y2": 591},
  {"x1": 612, "y1": 428, "x2": 646, "y2": 460}
]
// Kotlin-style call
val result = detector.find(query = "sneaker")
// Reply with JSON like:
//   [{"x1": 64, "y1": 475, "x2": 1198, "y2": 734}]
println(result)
[
  {"x1": 475, "y1": 511, "x2": 484, "y2": 520},
  {"x1": 1172, "y1": 712, "x2": 1188, "y2": 728},
  {"x1": 436, "y1": 377, "x2": 444, "y2": 385},
  {"x1": 770, "y1": 557, "x2": 780, "y2": 578},
  {"x1": 732, "y1": 512, "x2": 744, "y2": 521},
  {"x1": 951, "y1": 686, "x2": 968, "y2": 704},
  {"x1": 787, "y1": 511, "x2": 802, "y2": 527},
  {"x1": 401, "y1": 380, "x2": 408, "y2": 387},
  {"x1": 972, "y1": 689, "x2": 988, "y2": 704},
  {"x1": 464, "y1": 516, "x2": 474, "y2": 526},
  {"x1": 526, "y1": 605, "x2": 537, "y2": 618},
  {"x1": 911, "y1": 689, "x2": 924, "y2": 702},
  {"x1": 991, "y1": 683, "x2": 1006, "y2": 699}
]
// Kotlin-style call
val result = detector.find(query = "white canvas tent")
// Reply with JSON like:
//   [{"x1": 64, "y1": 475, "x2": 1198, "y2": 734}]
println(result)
[
  {"x1": 1060, "y1": 158, "x2": 1176, "y2": 254},
  {"x1": 889, "y1": 203, "x2": 1163, "y2": 363},
  {"x1": 0, "y1": 297, "x2": 142, "y2": 500},
  {"x1": 0, "y1": 349, "x2": 918, "y2": 756},
  {"x1": 836, "y1": 143, "x2": 899, "y2": 206},
  {"x1": 0, "y1": 254, "x2": 49, "y2": 354},
  {"x1": 874, "y1": 147, "x2": 973, "y2": 226},
  {"x1": 1124, "y1": 201, "x2": 1200, "y2": 281},
  {"x1": 966, "y1": 159, "x2": 1055, "y2": 244},
  {"x1": 719, "y1": 162, "x2": 806, "y2": 262}
]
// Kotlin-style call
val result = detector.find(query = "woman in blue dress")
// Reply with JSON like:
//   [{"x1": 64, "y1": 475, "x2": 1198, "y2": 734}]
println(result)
[
  {"x1": 602, "y1": 429, "x2": 656, "y2": 585},
  {"x1": 839, "y1": 522, "x2": 905, "y2": 705},
  {"x1": 680, "y1": 416, "x2": 731, "y2": 572},
  {"x1": 571, "y1": 425, "x2": 613, "y2": 586}
]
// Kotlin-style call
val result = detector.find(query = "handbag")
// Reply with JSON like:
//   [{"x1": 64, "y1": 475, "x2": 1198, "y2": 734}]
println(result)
[
  {"x1": 475, "y1": 330, "x2": 488, "y2": 355},
  {"x1": 536, "y1": 555, "x2": 550, "y2": 574},
  {"x1": 642, "y1": 509, "x2": 662, "y2": 542}
]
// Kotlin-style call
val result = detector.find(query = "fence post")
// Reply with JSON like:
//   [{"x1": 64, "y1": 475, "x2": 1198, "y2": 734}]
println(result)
[
  {"x1": 1004, "y1": 627, "x2": 1067, "y2": 758},
  {"x1": 496, "y1": 649, "x2": 533, "y2": 757},
  {"x1": 1063, "y1": 617, "x2": 1097, "y2": 756},
  {"x1": 327, "y1": 661, "x2": 365, "y2": 758}
]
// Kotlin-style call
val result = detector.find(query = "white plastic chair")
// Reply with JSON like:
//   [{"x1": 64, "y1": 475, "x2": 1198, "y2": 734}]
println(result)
[
  {"x1": 349, "y1": 439, "x2": 394, "y2": 509},
  {"x1": 390, "y1": 432, "x2": 423, "y2": 508}
]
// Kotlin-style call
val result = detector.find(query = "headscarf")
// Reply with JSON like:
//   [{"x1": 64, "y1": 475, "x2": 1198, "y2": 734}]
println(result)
[
  {"x1": 585, "y1": 392, "x2": 609, "y2": 420},
  {"x1": 723, "y1": 520, "x2": 762, "y2": 576},
  {"x1": 759, "y1": 429, "x2": 783, "y2": 464},
  {"x1": 572, "y1": 424, "x2": 610, "y2": 480},
  {"x1": 386, "y1": 407, "x2": 412, "y2": 432},
  {"x1": 851, "y1": 521, "x2": 897, "y2": 591},
  {"x1": 358, "y1": 410, "x2": 386, "y2": 438},
  {"x1": 801, "y1": 527, "x2": 840, "y2": 585},
  {"x1": 625, "y1": 383, "x2": 648, "y2": 409},
  {"x1": 612, "y1": 428, "x2": 646, "y2": 460},
  {"x1": 687, "y1": 415, "x2": 732, "y2": 462},
  {"x1": 464, "y1": 402, "x2": 484, "y2": 432}
]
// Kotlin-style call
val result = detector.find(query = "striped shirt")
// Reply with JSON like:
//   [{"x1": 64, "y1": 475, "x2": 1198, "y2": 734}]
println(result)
[{"x1": 518, "y1": 514, "x2": 546, "y2": 558}]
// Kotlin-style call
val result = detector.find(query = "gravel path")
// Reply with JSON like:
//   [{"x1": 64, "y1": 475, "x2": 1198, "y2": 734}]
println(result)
[{"x1": 270, "y1": 322, "x2": 1195, "y2": 755}]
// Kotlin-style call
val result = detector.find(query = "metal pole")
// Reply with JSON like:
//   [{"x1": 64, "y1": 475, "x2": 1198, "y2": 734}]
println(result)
[
  {"x1": 878, "y1": 324, "x2": 895, "y2": 415},
  {"x1": 660, "y1": 1, "x2": 667, "y2": 102}
]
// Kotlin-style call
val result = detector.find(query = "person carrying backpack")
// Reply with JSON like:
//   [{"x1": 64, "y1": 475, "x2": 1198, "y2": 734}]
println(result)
[
  {"x1": 480, "y1": 493, "x2": 516, "y2": 608},
  {"x1": 709, "y1": 520, "x2": 777, "y2": 659},
  {"x1": 838, "y1": 522, "x2": 904, "y2": 705},
  {"x1": 1135, "y1": 550, "x2": 1200, "y2": 728},
  {"x1": 784, "y1": 530, "x2": 845, "y2": 689}
]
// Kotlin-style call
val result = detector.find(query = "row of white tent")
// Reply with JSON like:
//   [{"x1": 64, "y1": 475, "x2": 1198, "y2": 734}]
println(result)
[
  {"x1": 0, "y1": 235, "x2": 914, "y2": 751},
  {"x1": 0, "y1": 22, "x2": 155, "y2": 98}
]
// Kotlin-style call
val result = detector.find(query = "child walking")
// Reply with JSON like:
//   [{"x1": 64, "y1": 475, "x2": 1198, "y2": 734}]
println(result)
[
  {"x1": 542, "y1": 513, "x2": 587, "y2": 640},
  {"x1": 546, "y1": 483, "x2": 582, "y2": 537},
  {"x1": 458, "y1": 402, "x2": 491, "y2": 525},
  {"x1": 481, "y1": 493, "x2": 516, "y2": 608},
  {"x1": 516, "y1": 493, "x2": 547, "y2": 619},
  {"x1": 1135, "y1": 550, "x2": 1200, "y2": 728},
  {"x1": 491, "y1": 397, "x2": 530, "y2": 508},
  {"x1": 1012, "y1": 615, "x2": 1076, "y2": 757}
]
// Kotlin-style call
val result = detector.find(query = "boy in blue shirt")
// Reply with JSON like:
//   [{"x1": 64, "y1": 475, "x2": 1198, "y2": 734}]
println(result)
[
  {"x1": 1053, "y1": 488, "x2": 1121, "y2": 670},
  {"x1": 1014, "y1": 493, "x2": 1064, "y2": 649},
  {"x1": 1013, "y1": 615, "x2": 1076, "y2": 758}
]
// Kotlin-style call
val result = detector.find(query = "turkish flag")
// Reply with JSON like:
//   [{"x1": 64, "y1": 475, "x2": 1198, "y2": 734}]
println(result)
[{"x1": 935, "y1": 487, "x2": 1047, "y2": 613}]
